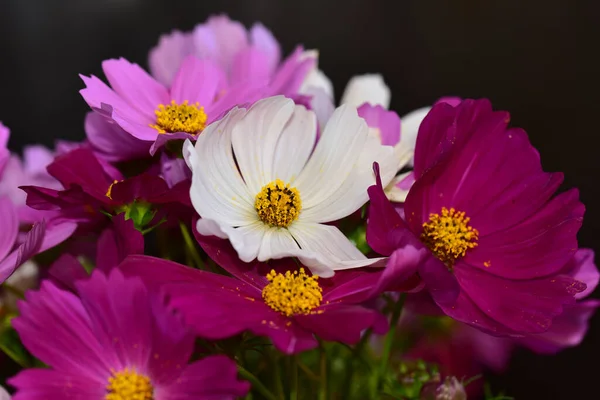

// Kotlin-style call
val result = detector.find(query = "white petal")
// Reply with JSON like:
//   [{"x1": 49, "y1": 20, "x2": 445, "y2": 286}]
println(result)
[
  {"x1": 196, "y1": 219, "x2": 267, "y2": 263},
  {"x1": 300, "y1": 68, "x2": 334, "y2": 99},
  {"x1": 273, "y1": 104, "x2": 317, "y2": 183},
  {"x1": 400, "y1": 106, "x2": 431, "y2": 167},
  {"x1": 340, "y1": 74, "x2": 390, "y2": 109},
  {"x1": 185, "y1": 109, "x2": 256, "y2": 226},
  {"x1": 257, "y1": 227, "x2": 301, "y2": 262},
  {"x1": 231, "y1": 96, "x2": 295, "y2": 194},
  {"x1": 294, "y1": 105, "x2": 368, "y2": 207},
  {"x1": 288, "y1": 222, "x2": 384, "y2": 277},
  {"x1": 296, "y1": 106, "x2": 396, "y2": 223}
]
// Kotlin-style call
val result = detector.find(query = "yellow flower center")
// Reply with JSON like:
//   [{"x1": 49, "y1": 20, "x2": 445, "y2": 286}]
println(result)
[
  {"x1": 105, "y1": 368, "x2": 153, "y2": 400},
  {"x1": 150, "y1": 100, "x2": 207, "y2": 134},
  {"x1": 420, "y1": 207, "x2": 479, "y2": 268},
  {"x1": 255, "y1": 179, "x2": 302, "y2": 228},
  {"x1": 261, "y1": 268, "x2": 323, "y2": 316}
]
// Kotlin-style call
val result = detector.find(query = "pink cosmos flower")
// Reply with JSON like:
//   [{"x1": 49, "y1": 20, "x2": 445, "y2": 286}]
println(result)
[
  {"x1": 149, "y1": 14, "x2": 310, "y2": 93},
  {"x1": 9, "y1": 269, "x2": 249, "y2": 399},
  {"x1": 0, "y1": 123, "x2": 76, "y2": 284},
  {"x1": 366, "y1": 99, "x2": 587, "y2": 336},
  {"x1": 118, "y1": 233, "x2": 424, "y2": 354}
]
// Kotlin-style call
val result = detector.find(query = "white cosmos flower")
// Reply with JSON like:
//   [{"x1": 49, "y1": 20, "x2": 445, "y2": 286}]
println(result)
[{"x1": 184, "y1": 95, "x2": 397, "y2": 277}]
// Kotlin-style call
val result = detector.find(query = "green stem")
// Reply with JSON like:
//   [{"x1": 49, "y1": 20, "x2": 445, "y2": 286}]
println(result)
[
  {"x1": 179, "y1": 221, "x2": 204, "y2": 269},
  {"x1": 290, "y1": 355, "x2": 299, "y2": 400},
  {"x1": 237, "y1": 364, "x2": 278, "y2": 400},
  {"x1": 319, "y1": 343, "x2": 328, "y2": 400},
  {"x1": 375, "y1": 294, "x2": 406, "y2": 395},
  {"x1": 342, "y1": 328, "x2": 372, "y2": 399},
  {"x1": 270, "y1": 349, "x2": 285, "y2": 399}
]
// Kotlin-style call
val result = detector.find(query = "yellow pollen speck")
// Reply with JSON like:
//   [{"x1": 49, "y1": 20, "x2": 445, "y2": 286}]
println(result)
[
  {"x1": 261, "y1": 268, "x2": 322, "y2": 316},
  {"x1": 150, "y1": 100, "x2": 207, "y2": 134},
  {"x1": 255, "y1": 179, "x2": 301, "y2": 228},
  {"x1": 105, "y1": 180, "x2": 120, "y2": 200},
  {"x1": 484, "y1": 260, "x2": 491, "y2": 268},
  {"x1": 105, "y1": 368, "x2": 153, "y2": 400},
  {"x1": 420, "y1": 207, "x2": 479, "y2": 268}
]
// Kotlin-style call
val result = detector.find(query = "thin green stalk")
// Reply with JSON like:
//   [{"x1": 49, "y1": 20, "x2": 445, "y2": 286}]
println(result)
[
  {"x1": 341, "y1": 328, "x2": 372, "y2": 399},
  {"x1": 270, "y1": 349, "x2": 285, "y2": 399},
  {"x1": 179, "y1": 221, "x2": 204, "y2": 269},
  {"x1": 375, "y1": 294, "x2": 406, "y2": 395},
  {"x1": 237, "y1": 364, "x2": 278, "y2": 400},
  {"x1": 290, "y1": 355, "x2": 299, "y2": 400},
  {"x1": 319, "y1": 343, "x2": 328, "y2": 400}
]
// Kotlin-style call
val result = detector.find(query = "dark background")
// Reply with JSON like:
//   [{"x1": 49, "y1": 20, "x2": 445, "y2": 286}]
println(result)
[{"x1": 0, "y1": 0, "x2": 594, "y2": 398}]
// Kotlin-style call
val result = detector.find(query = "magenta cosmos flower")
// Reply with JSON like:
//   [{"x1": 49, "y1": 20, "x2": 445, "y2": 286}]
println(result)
[
  {"x1": 149, "y1": 14, "x2": 313, "y2": 94},
  {"x1": 119, "y1": 234, "x2": 425, "y2": 354},
  {"x1": 9, "y1": 269, "x2": 249, "y2": 399},
  {"x1": 22, "y1": 148, "x2": 191, "y2": 231},
  {"x1": 367, "y1": 99, "x2": 587, "y2": 335}
]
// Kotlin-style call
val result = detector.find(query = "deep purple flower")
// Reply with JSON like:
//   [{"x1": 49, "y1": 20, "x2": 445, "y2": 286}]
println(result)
[
  {"x1": 9, "y1": 270, "x2": 249, "y2": 399},
  {"x1": 149, "y1": 14, "x2": 314, "y2": 96},
  {"x1": 367, "y1": 99, "x2": 586, "y2": 335},
  {"x1": 119, "y1": 234, "x2": 425, "y2": 354},
  {"x1": 22, "y1": 148, "x2": 191, "y2": 230}
]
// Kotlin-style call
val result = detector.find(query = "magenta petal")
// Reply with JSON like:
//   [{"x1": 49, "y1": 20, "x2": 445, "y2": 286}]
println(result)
[
  {"x1": 148, "y1": 30, "x2": 194, "y2": 87},
  {"x1": 102, "y1": 58, "x2": 170, "y2": 118},
  {"x1": 358, "y1": 104, "x2": 401, "y2": 146},
  {"x1": 160, "y1": 154, "x2": 191, "y2": 188},
  {"x1": 118, "y1": 255, "x2": 208, "y2": 286},
  {"x1": 109, "y1": 173, "x2": 169, "y2": 204},
  {"x1": 158, "y1": 355, "x2": 249, "y2": 399},
  {"x1": 230, "y1": 48, "x2": 273, "y2": 86},
  {"x1": 48, "y1": 254, "x2": 89, "y2": 291},
  {"x1": 366, "y1": 165, "x2": 412, "y2": 256},
  {"x1": 192, "y1": 15, "x2": 249, "y2": 73},
  {"x1": 269, "y1": 47, "x2": 315, "y2": 97},
  {"x1": 0, "y1": 220, "x2": 45, "y2": 283},
  {"x1": 75, "y1": 271, "x2": 153, "y2": 369},
  {"x1": 295, "y1": 304, "x2": 386, "y2": 344},
  {"x1": 149, "y1": 131, "x2": 197, "y2": 155},
  {"x1": 13, "y1": 281, "x2": 116, "y2": 379},
  {"x1": 85, "y1": 112, "x2": 150, "y2": 162},
  {"x1": 451, "y1": 264, "x2": 585, "y2": 335},
  {"x1": 0, "y1": 198, "x2": 18, "y2": 260},
  {"x1": 170, "y1": 56, "x2": 226, "y2": 106},
  {"x1": 96, "y1": 215, "x2": 144, "y2": 272},
  {"x1": 46, "y1": 148, "x2": 117, "y2": 200},
  {"x1": 563, "y1": 249, "x2": 598, "y2": 299},
  {"x1": 250, "y1": 23, "x2": 281, "y2": 73},
  {"x1": 517, "y1": 300, "x2": 600, "y2": 354},
  {"x1": 419, "y1": 255, "x2": 460, "y2": 308},
  {"x1": 9, "y1": 368, "x2": 105, "y2": 399}
]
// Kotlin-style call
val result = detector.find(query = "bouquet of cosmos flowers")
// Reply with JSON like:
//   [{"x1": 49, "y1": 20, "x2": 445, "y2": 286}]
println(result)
[{"x1": 0, "y1": 14, "x2": 596, "y2": 400}]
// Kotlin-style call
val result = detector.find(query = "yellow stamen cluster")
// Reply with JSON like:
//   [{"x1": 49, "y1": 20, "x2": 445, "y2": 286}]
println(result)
[
  {"x1": 261, "y1": 268, "x2": 323, "y2": 316},
  {"x1": 420, "y1": 207, "x2": 479, "y2": 268},
  {"x1": 105, "y1": 368, "x2": 153, "y2": 400},
  {"x1": 255, "y1": 179, "x2": 302, "y2": 228},
  {"x1": 150, "y1": 100, "x2": 207, "y2": 134}
]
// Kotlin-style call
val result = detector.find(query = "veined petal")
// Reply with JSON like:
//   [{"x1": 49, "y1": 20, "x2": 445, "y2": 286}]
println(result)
[
  {"x1": 0, "y1": 198, "x2": 18, "y2": 261},
  {"x1": 231, "y1": 96, "x2": 295, "y2": 194},
  {"x1": 250, "y1": 23, "x2": 281, "y2": 73},
  {"x1": 340, "y1": 74, "x2": 390, "y2": 109},
  {"x1": 273, "y1": 104, "x2": 317, "y2": 183},
  {"x1": 299, "y1": 122, "x2": 396, "y2": 223},
  {"x1": 102, "y1": 58, "x2": 170, "y2": 118},
  {"x1": 300, "y1": 68, "x2": 334, "y2": 99},
  {"x1": 148, "y1": 29, "x2": 194, "y2": 87},
  {"x1": 192, "y1": 15, "x2": 249, "y2": 73},
  {"x1": 288, "y1": 222, "x2": 383, "y2": 277},
  {"x1": 294, "y1": 104, "x2": 369, "y2": 208},
  {"x1": 257, "y1": 227, "x2": 300, "y2": 262},
  {"x1": 170, "y1": 56, "x2": 226, "y2": 106},
  {"x1": 185, "y1": 107, "x2": 256, "y2": 226},
  {"x1": 196, "y1": 219, "x2": 267, "y2": 263}
]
